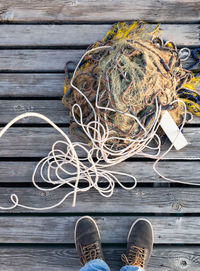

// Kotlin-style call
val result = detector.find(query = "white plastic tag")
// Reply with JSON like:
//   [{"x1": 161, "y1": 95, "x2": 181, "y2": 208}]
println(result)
[{"x1": 160, "y1": 111, "x2": 188, "y2": 150}]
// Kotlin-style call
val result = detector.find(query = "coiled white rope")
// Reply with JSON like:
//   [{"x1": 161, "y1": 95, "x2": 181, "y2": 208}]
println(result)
[{"x1": 0, "y1": 46, "x2": 199, "y2": 211}]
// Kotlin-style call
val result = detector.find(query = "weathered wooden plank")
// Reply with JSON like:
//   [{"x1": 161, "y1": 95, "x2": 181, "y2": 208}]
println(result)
[
  {"x1": 1, "y1": 161, "x2": 199, "y2": 184},
  {"x1": 0, "y1": 0, "x2": 199, "y2": 22},
  {"x1": 0, "y1": 73, "x2": 65, "y2": 97},
  {"x1": 0, "y1": 216, "x2": 198, "y2": 244},
  {"x1": 0, "y1": 49, "x2": 84, "y2": 71},
  {"x1": 0, "y1": 246, "x2": 198, "y2": 271},
  {"x1": 0, "y1": 100, "x2": 70, "y2": 124},
  {"x1": 1, "y1": 100, "x2": 200, "y2": 125},
  {"x1": 0, "y1": 73, "x2": 199, "y2": 98},
  {"x1": 0, "y1": 187, "x2": 199, "y2": 213},
  {"x1": 0, "y1": 126, "x2": 199, "y2": 159},
  {"x1": 189, "y1": 116, "x2": 200, "y2": 124},
  {"x1": 0, "y1": 49, "x2": 194, "y2": 71},
  {"x1": 0, "y1": 24, "x2": 199, "y2": 47},
  {"x1": 0, "y1": 127, "x2": 67, "y2": 157}
]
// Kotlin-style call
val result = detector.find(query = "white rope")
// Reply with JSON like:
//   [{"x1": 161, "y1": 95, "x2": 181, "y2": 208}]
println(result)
[{"x1": 0, "y1": 46, "x2": 199, "y2": 210}]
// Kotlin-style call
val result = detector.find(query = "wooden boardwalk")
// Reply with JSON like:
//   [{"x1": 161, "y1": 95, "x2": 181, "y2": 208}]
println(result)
[{"x1": 0, "y1": 1, "x2": 199, "y2": 270}]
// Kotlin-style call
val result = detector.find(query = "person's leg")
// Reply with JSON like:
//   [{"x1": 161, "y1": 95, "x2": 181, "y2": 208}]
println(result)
[
  {"x1": 75, "y1": 216, "x2": 110, "y2": 271},
  {"x1": 120, "y1": 218, "x2": 154, "y2": 271}
]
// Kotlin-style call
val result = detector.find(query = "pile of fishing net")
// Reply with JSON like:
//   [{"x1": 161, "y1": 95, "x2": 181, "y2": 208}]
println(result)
[{"x1": 63, "y1": 21, "x2": 199, "y2": 162}]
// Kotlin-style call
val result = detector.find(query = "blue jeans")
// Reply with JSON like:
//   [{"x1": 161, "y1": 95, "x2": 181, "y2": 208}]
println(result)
[{"x1": 80, "y1": 259, "x2": 145, "y2": 271}]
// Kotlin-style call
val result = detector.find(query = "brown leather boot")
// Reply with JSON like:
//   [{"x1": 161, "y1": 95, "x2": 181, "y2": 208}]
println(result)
[
  {"x1": 74, "y1": 216, "x2": 104, "y2": 266},
  {"x1": 122, "y1": 218, "x2": 154, "y2": 269}
]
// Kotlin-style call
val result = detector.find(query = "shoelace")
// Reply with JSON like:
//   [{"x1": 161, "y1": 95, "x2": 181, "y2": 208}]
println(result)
[
  {"x1": 80, "y1": 242, "x2": 102, "y2": 265},
  {"x1": 121, "y1": 245, "x2": 145, "y2": 267}
]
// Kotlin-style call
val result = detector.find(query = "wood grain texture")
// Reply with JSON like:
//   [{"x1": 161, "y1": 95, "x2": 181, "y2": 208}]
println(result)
[
  {"x1": 0, "y1": 49, "x2": 194, "y2": 71},
  {"x1": 0, "y1": 246, "x2": 198, "y2": 271},
  {"x1": 0, "y1": 187, "x2": 199, "y2": 213},
  {"x1": 0, "y1": 73, "x2": 65, "y2": 97},
  {"x1": 0, "y1": 24, "x2": 199, "y2": 47},
  {"x1": 0, "y1": 73, "x2": 199, "y2": 98},
  {"x1": 0, "y1": 100, "x2": 70, "y2": 124},
  {"x1": 0, "y1": 1, "x2": 199, "y2": 265},
  {"x1": 1, "y1": 161, "x2": 199, "y2": 184},
  {"x1": 0, "y1": 216, "x2": 198, "y2": 244},
  {"x1": 0, "y1": 49, "x2": 84, "y2": 71},
  {"x1": 0, "y1": 0, "x2": 199, "y2": 22},
  {"x1": 1, "y1": 100, "x2": 200, "y2": 124},
  {"x1": 0, "y1": 126, "x2": 199, "y2": 158}
]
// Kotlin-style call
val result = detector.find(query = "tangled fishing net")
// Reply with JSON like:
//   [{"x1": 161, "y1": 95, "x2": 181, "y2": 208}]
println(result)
[
  {"x1": 63, "y1": 21, "x2": 199, "y2": 162},
  {"x1": 0, "y1": 21, "x2": 200, "y2": 210}
]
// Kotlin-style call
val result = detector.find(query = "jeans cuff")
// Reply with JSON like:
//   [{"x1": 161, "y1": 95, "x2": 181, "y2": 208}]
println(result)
[{"x1": 80, "y1": 259, "x2": 110, "y2": 271}]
